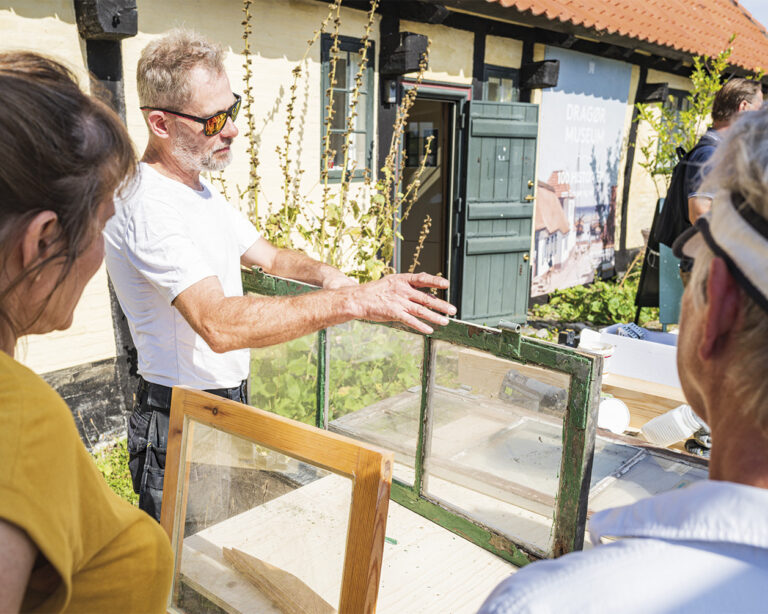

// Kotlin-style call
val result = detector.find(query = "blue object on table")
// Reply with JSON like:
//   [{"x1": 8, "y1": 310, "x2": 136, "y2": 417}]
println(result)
[
  {"x1": 617, "y1": 323, "x2": 647, "y2": 339},
  {"x1": 659, "y1": 243, "x2": 684, "y2": 326}
]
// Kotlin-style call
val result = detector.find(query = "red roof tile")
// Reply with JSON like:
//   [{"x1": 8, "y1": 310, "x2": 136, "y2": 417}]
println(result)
[{"x1": 487, "y1": 0, "x2": 768, "y2": 72}]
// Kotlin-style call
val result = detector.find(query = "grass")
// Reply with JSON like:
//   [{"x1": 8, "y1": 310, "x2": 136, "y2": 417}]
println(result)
[{"x1": 92, "y1": 437, "x2": 138, "y2": 506}]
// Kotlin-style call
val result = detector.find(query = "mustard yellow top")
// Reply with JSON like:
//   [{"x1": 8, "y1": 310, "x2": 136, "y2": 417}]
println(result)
[{"x1": 0, "y1": 351, "x2": 173, "y2": 613}]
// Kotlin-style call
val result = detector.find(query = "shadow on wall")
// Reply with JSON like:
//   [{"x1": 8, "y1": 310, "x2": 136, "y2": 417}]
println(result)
[
  {"x1": 1, "y1": 0, "x2": 364, "y2": 63},
  {"x1": 138, "y1": 0, "x2": 359, "y2": 63}
]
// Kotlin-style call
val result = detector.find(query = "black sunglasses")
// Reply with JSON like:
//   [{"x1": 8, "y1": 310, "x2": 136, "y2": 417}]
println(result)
[{"x1": 140, "y1": 93, "x2": 241, "y2": 136}]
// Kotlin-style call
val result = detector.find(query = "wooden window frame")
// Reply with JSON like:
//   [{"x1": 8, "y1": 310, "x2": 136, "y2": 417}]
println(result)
[
  {"x1": 161, "y1": 387, "x2": 393, "y2": 613},
  {"x1": 482, "y1": 65, "x2": 521, "y2": 103},
  {"x1": 320, "y1": 33, "x2": 375, "y2": 182}
]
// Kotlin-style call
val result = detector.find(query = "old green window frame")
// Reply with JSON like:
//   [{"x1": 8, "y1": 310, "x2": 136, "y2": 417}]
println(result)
[
  {"x1": 483, "y1": 65, "x2": 520, "y2": 103},
  {"x1": 321, "y1": 34, "x2": 375, "y2": 181},
  {"x1": 243, "y1": 269, "x2": 601, "y2": 567}
]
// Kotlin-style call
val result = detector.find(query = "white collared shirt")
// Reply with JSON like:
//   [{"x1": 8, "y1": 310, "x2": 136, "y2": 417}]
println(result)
[
  {"x1": 104, "y1": 164, "x2": 260, "y2": 389},
  {"x1": 478, "y1": 480, "x2": 768, "y2": 614}
]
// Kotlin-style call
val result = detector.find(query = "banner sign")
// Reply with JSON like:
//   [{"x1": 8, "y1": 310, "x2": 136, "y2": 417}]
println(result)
[{"x1": 532, "y1": 47, "x2": 632, "y2": 296}]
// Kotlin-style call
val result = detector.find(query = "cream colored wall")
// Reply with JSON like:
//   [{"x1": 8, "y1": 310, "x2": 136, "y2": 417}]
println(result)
[
  {"x1": 14, "y1": 266, "x2": 116, "y2": 372},
  {"x1": 0, "y1": 1, "x2": 86, "y2": 79},
  {"x1": 485, "y1": 34, "x2": 523, "y2": 69},
  {"x1": 125, "y1": 0, "x2": 379, "y2": 245},
  {"x1": 624, "y1": 70, "x2": 693, "y2": 248},
  {"x1": 400, "y1": 19, "x2": 474, "y2": 85},
  {"x1": 1, "y1": 2, "x2": 118, "y2": 374}
]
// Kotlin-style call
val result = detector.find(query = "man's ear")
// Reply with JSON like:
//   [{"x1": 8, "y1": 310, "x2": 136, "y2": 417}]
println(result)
[
  {"x1": 738, "y1": 99, "x2": 750, "y2": 112},
  {"x1": 21, "y1": 211, "x2": 59, "y2": 269},
  {"x1": 699, "y1": 257, "x2": 742, "y2": 360},
  {"x1": 145, "y1": 110, "x2": 172, "y2": 139}
]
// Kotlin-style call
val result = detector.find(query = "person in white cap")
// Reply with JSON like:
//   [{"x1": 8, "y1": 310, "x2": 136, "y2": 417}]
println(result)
[{"x1": 478, "y1": 109, "x2": 768, "y2": 614}]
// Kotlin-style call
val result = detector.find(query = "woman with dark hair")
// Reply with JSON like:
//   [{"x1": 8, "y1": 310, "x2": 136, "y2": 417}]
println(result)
[{"x1": 0, "y1": 53, "x2": 172, "y2": 612}]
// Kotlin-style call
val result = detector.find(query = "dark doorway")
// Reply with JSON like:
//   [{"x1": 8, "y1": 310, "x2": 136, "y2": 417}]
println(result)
[{"x1": 400, "y1": 98, "x2": 454, "y2": 290}]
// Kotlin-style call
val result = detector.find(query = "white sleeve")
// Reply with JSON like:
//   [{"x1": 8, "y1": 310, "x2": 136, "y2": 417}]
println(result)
[
  {"x1": 223, "y1": 202, "x2": 261, "y2": 255},
  {"x1": 124, "y1": 199, "x2": 217, "y2": 304}
]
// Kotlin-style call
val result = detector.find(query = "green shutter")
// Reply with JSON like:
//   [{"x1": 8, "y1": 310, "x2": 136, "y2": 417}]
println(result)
[{"x1": 460, "y1": 101, "x2": 538, "y2": 325}]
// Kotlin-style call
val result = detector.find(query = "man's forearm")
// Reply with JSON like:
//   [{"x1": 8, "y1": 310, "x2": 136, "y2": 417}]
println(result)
[
  {"x1": 266, "y1": 248, "x2": 349, "y2": 288},
  {"x1": 174, "y1": 272, "x2": 455, "y2": 353},
  {"x1": 205, "y1": 287, "x2": 359, "y2": 351}
]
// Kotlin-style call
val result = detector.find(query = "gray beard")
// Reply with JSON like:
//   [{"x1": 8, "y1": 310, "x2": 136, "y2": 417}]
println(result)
[{"x1": 171, "y1": 132, "x2": 233, "y2": 173}]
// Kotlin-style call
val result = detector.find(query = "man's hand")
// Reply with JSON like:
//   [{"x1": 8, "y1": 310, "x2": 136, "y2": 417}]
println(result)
[{"x1": 347, "y1": 272, "x2": 456, "y2": 334}]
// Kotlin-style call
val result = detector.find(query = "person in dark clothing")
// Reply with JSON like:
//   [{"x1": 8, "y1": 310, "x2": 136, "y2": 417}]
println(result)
[{"x1": 685, "y1": 78, "x2": 762, "y2": 225}]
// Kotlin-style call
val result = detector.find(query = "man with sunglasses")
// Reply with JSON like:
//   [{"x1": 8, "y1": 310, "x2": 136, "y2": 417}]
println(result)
[
  {"x1": 479, "y1": 110, "x2": 768, "y2": 613},
  {"x1": 104, "y1": 29, "x2": 456, "y2": 522}
]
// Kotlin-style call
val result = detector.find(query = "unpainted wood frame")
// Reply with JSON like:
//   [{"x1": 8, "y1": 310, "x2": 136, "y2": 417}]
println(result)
[{"x1": 160, "y1": 386, "x2": 394, "y2": 614}]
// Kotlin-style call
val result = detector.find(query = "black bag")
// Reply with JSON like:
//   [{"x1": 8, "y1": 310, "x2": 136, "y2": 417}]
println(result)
[{"x1": 653, "y1": 135, "x2": 717, "y2": 248}]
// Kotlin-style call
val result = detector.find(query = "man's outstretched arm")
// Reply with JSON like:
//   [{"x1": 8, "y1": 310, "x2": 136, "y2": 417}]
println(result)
[
  {"x1": 173, "y1": 271, "x2": 455, "y2": 353},
  {"x1": 241, "y1": 238, "x2": 356, "y2": 290}
]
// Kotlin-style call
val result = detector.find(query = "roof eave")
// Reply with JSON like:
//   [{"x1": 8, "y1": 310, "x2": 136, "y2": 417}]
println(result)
[{"x1": 428, "y1": 0, "x2": 763, "y2": 75}]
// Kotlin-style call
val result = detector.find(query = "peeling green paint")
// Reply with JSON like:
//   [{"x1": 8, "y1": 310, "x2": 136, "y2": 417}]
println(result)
[{"x1": 391, "y1": 482, "x2": 534, "y2": 567}]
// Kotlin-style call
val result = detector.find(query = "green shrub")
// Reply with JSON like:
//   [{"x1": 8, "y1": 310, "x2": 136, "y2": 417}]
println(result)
[
  {"x1": 92, "y1": 438, "x2": 138, "y2": 506},
  {"x1": 530, "y1": 266, "x2": 658, "y2": 327},
  {"x1": 250, "y1": 322, "x2": 424, "y2": 424}
]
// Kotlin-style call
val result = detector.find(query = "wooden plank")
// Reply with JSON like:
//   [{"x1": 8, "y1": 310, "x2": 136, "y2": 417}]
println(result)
[
  {"x1": 601, "y1": 373, "x2": 686, "y2": 428},
  {"x1": 223, "y1": 547, "x2": 336, "y2": 614},
  {"x1": 179, "y1": 476, "x2": 516, "y2": 614},
  {"x1": 341, "y1": 449, "x2": 392, "y2": 614}
]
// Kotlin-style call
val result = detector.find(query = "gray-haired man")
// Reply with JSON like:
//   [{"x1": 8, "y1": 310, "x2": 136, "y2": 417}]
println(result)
[{"x1": 104, "y1": 29, "x2": 455, "y2": 521}]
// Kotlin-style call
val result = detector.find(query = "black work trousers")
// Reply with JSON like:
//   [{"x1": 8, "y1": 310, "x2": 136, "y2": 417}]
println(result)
[{"x1": 127, "y1": 377, "x2": 247, "y2": 522}]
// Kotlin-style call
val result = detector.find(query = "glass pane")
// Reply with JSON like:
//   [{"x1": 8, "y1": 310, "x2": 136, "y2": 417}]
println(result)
[
  {"x1": 330, "y1": 90, "x2": 346, "y2": 130},
  {"x1": 173, "y1": 421, "x2": 352, "y2": 613},
  {"x1": 330, "y1": 53, "x2": 347, "y2": 89},
  {"x1": 487, "y1": 77, "x2": 500, "y2": 102},
  {"x1": 353, "y1": 93, "x2": 367, "y2": 131},
  {"x1": 500, "y1": 77, "x2": 517, "y2": 103},
  {"x1": 249, "y1": 332, "x2": 318, "y2": 425},
  {"x1": 425, "y1": 341, "x2": 572, "y2": 556},
  {"x1": 350, "y1": 132, "x2": 367, "y2": 169},
  {"x1": 326, "y1": 321, "x2": 423, "y2": 485},
  {"x1": 327, "y1": 132, "x2": 345, "y2": 170},
  {"x1": 351, "y1": 50, "x2": 368, "y2": 92},
  {"x1": 588, "y1": 446, "x2": 707, "y2": 514}
]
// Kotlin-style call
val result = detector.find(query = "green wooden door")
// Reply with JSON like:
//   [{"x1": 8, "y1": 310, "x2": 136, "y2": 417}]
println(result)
[{"x1": 459, "y1": 101, "x2": 538, "y2": 325}]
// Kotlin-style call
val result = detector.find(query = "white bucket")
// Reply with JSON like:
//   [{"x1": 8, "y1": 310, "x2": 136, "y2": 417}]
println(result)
[
  {"x1": 578, "y1": 339, "x2": 615, "y2": 372},
  {"x1": 598, "y1": 398, "x2": 630, "y2": 434}
]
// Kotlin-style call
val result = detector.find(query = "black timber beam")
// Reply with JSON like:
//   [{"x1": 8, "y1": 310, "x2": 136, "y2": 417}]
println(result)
[
  {"x1": 619, "y1": 66, "x2": 648, "y2": 256},
  {"x1": 373, "y1": 0, "x2": 767, "y2": 82},
  {"x1": 74, "y1": 0, "x2": 139, "y2": 436}
]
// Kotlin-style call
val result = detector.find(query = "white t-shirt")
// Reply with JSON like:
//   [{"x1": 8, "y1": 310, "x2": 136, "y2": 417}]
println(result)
[
  {"x1": 478, "y1": 480, "x2": 768, "y2": 614},
  {"x1": 104, "y1": 163, "x2": 260, "y2": 389}
]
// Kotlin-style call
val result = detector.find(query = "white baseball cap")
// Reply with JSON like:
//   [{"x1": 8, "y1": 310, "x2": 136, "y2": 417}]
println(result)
[{"x1": 673, "y1": 192, "x2": 768, "y2": 313}]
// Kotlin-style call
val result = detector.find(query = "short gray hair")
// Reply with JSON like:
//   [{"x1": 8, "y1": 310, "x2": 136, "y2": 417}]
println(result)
[
  {"x1": 137, "y1": 29, "x2": 224, "y2": 109},
  {"x1": 693, "y1": 109, "x2": 768, "y2": 431}
]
